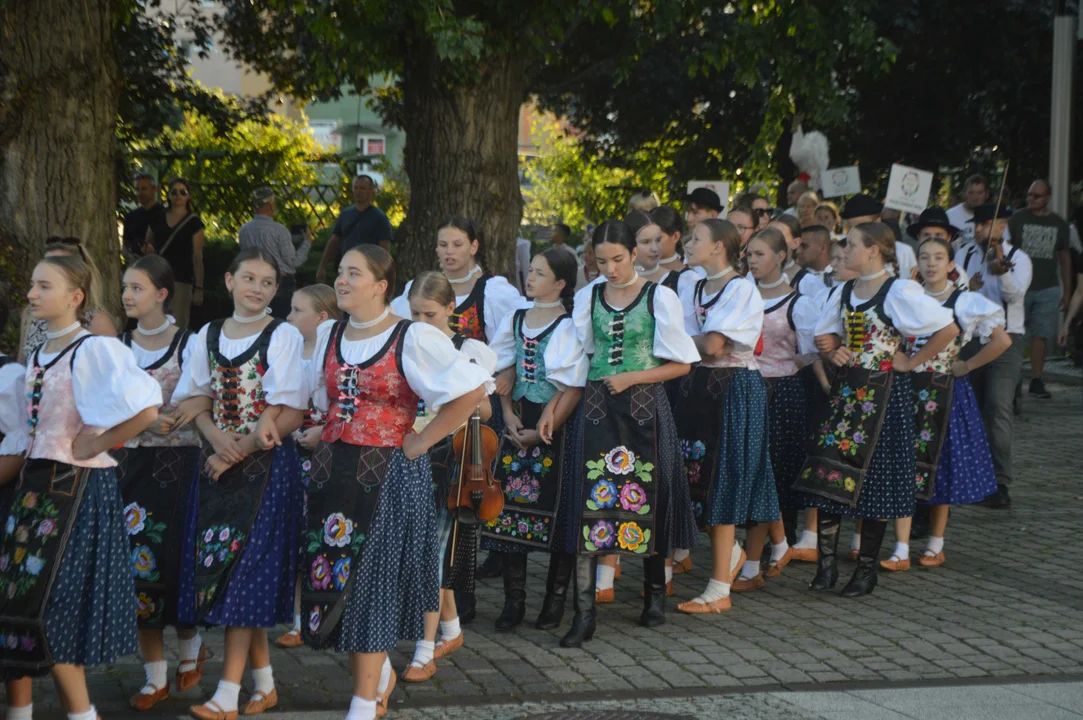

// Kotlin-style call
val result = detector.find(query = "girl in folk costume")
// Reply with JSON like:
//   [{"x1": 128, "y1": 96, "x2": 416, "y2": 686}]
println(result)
[
  {"x1": 484, "y1": 248, "x2": 588, "y2": 633},
  {"x1": 174, "y1": 248, "x2": 309, "y2": 720},
  {"x1": 0, "y1": 254, "x2": 161, "y2": 720},
  {"x1": 301, "y1": 247, "x2": 490, "y2": 720},
  {"x1": 669, "y1": 220, "x2": 776, "y2": 614},
  {"x1": 276, "y1": 284, "x2": 343, "y2": 649},
  {"x1": 879, "y1": 235, "x2": 1009, "y2": 572},
  {"x1": 799, "y1": 223, "x2": 957, "y2": 597},
  {"x1": 402, "y1": 272, "x2": 497, "y2": 683},
  {"x1": 728, "y1": 228, "x2": 821, "y2": 593},
  {"x1": 626, "y1": 209, "x2": 699, "y2": 296},
  {"x1": 114, "y1": 256, "x2": 206, "y2": 710},
  {"x1": 558, "y1": 220, "x2": 699, "y2": 647}
]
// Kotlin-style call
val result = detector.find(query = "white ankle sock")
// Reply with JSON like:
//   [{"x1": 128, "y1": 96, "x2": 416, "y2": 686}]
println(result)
[
  {"x1": 7, "y1": 704, "x2": 32, "y2": 720},
  {"x1": 347, "y1": 696, "x2": 377, "y2": 720},
  {"x1": 664, "y1": 565, "x2": 673, "y2": 584},
  {"x1": 673, "y1": 548, "x2": 690, "y2": 563},
  {"x1": 67, "y1": 708, "x2": 96, "y2": 720},
  {"x1": 252, "y1": 665, "x2": 274, "y2": 696},
  {"x1": 695, "y1": 578, "x2": 730, "y2": 603},
  {"x1": 208, "y1": 680, "x2": 241, "y2": 712},
  {"x1": 794, "y1": 530, "x2": 817, "y2": 549},
  {"x1": 770, "y1": 540, "x2": 789, "y2": 563},
  {"x1": 377, "y1": 657, "x2": 391, "y2": 695},
  {"x1": 596, "y1": 565, "x2": 615, "y2": 591},
  {"x1": 439, "y1": 618, "x2": 461, "y2": 640},
  {"x1": 926, "y1": 536, "x2": 945, "y2": 555},
  {"x1": 142, "y1": 660, "x2": 168, "y2": 693},
  {"x1": 890, "y1": 542, "x2": 909, "y2": 561},
  {"x1": 178, "y1": 633, "x2": 202, "y2": 672},
  {"x1": 411, "y1": 639, "x2": 435, "y2": 667},
  {"x1": 850, "y1": 532, "x2": 861, "y2": 552},
  {"x1": 739, "y1": 560, "x2": 760, "y2": 580},
  {"x1": 293, "y1": 613, "x2": 302, "y2": 631}
]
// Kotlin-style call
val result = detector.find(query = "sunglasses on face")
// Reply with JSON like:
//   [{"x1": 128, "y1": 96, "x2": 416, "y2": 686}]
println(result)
[
  {"x1": 753, "y1": 208, "x2": 772, "y2": 217},
  {"x1": 1026, "y1": 192, "x2": 1048, "y2": 199},
  {"x1": 169, "y1": 188, "x2": 189, "y2": 197}
]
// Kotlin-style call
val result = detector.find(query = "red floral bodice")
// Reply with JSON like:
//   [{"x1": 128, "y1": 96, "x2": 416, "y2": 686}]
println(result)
[
  {"x1": 320, "y1": 320, "x2": 420, "y2": 448},
  {"x1": 449, "y1": 275, "x2": 488, "y2": 341},
  {"x1": 207, "y1": 320, "x2": 280, "y2": 435},
  {"x1": 840, "y1": 279, "x2": 901, "y2": 372}
]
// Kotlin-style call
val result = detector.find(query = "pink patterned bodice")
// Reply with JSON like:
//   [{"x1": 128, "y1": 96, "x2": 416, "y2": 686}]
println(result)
[
  {"x1": 123, "y1": 330, "x2": 200, "y2": 448},
  {"x1": 758, "y1": 293, "x2": 800, "y2": 378}
]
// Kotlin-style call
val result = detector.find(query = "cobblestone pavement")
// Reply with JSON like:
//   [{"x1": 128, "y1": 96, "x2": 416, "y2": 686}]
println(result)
[{"x1": 16, "y1": 381, "x2": 1083, "y2": 717}]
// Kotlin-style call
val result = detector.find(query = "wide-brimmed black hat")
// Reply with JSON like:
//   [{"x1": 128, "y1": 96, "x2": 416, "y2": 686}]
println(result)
[
  {"x1": 686, "y1": 187, "x2": 722, "y2": 212},
  {"x1": 972, "y1": 203, "x2": 1013, "y2": 225},
  {"x1": 906, "y1": 207, "x2": 960, "y2": 239},
  {"x1": 839, "y1": 194, "x2": 883, "y2": 220}
]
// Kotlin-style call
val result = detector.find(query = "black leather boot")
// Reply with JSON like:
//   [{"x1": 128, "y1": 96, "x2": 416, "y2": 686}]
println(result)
[
  {"x1": 841, "y1": 519, "x2": 887, "y2": 597},
  {"x1": 476, "y1": 551, "x2": 503, "y2": 579},
  {"x1": 454, "y1": 589, "x2": 476, "y2": 624},
  {"x1": 809, "y1": 513, "x2": 841, "y2": 590},
  {"x1": 560, "y1": 556, "x2": 597, "y2": 648},
  {"x1": 535, "y1": 553, "x2": 574, "y2": 629},
  {"x1": 639, "y1": 555, "x2": 667, "y2": 628},
  {"x1": 495, "y1": 553, "x2": 527, "y2": 631}
]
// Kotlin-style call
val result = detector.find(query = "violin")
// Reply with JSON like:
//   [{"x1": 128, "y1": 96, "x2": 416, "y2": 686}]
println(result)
[{"x1": 447, "y1": 407, "x2": 503, "y2": 525}]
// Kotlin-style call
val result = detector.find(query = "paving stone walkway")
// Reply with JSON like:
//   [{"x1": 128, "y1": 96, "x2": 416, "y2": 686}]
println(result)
[{"x1": 14, "y1": 381, "x2": 1083, "y2": 717}]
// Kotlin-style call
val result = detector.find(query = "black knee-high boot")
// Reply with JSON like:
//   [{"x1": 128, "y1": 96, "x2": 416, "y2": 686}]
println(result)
[
  {"x1": 841, "y1": 519, "x2": 887, "y2": 597},
  {"x1": 560, "y1": 556, "x2": 597, "y2": 648},
  {"x1": 640, "y1": 555, "x2": 667, "y2": 627},
  {"x1": 495, "y1": 552, "x2": 528, "y2": 630},
  {"x1": 809, "y1": 513, "x2": 841, "y2": 590},
  {"x1": 535, "y1": 553, "x2": 574, "y2": 629}
]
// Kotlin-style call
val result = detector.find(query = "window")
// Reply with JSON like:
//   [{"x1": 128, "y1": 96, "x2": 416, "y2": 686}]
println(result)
[{"x1": 357, "y1": 135, "x2": 386, "y2": 156}]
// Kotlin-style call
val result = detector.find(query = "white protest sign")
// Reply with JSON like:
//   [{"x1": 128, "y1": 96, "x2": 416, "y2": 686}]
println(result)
[
  {"x1": 687, "y1": 180, "x2": 730, "y2": 217},
  {"x1": 821, "y1": 166, "x2": 862, "y2": 198},
  {"x1": 883, "y1": 164, "x2": 934, "y2": 214}
]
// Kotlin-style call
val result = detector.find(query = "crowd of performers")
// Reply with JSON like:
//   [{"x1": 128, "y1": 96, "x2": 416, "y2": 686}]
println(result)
[{"x1": 0, "y1": 197, "x2": 1020, "y2": 720}]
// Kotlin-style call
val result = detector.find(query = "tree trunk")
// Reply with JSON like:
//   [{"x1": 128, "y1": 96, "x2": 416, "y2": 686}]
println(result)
[
  {"x1": 0, "y1": 0, "x2": 122, "y2": 334},
  {"x1": 396, "y1": 46, "x2": 526, "y2": 287}
]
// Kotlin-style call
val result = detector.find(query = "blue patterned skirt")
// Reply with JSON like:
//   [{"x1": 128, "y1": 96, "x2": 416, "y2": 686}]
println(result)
[
  {"x1": 705, "y1": 369, "x2": 779, "y2": 527},
  {"x1": 804, "y1": 373, "x2": 916, "y2": 519},
  {"x1": 178, "y1": 443, "x2": 300, "y2": 628},
  {"x1": 767, "y1": 374, "x2": 811, "y2": 511},
  {"x1": 921, "y1": 375, "x2": 997, "y2": 506},
  {"x1": 45, "y1": 468, "x2": 138, "y2": 666},
  {"x1": 336, "y1": 450, "x2": 439, "y2": 653}
]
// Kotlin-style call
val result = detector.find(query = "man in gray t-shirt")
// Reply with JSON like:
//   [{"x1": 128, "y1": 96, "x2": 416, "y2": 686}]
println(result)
[{"x1": 317, "y1": 174, "x2": 392, "y2": 282}]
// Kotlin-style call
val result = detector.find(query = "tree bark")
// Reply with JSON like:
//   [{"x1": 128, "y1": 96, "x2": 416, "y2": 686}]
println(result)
[
  {"x1": 396, "y1": 45, "x2": 526, "y2": 287},
  {"x1": 0, "y1": 0, "x2": 122, "y2": 331}
]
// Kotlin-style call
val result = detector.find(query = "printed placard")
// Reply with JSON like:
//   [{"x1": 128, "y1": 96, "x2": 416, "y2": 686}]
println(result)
[
  {"x1": 821, "y1": 166, "x2": 862, "y2": 198},
  {"x1": 686, "y1": 180, "x2": 730, "y2": 216},
  {"x1": 884, "y1": 164, "x2": 934, "y2": 214}
]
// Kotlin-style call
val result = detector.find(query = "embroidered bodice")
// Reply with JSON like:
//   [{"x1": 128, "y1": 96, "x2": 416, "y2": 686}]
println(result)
[
  {"x1": 588, "y1": 283, "x2": 662, "y2": 381},
  {"x1": 124, "y1": 329, "x2": 200, "y2": 448},
  {"x1": 207, "y1": 319, "x2": 280, "y2": 435},
  {"x1": 512, "y1": 311, "x2": 568, "y2": 405}
]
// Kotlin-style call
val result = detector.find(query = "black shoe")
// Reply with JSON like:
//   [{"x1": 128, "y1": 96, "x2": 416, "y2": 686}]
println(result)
[
  {"x1": 560, "y1": 557, "x2": 597, "y2": 648},
  {"x1": 809, "y1": 513, "x2": 840, "y2": 591},
  {"x1": 495, "y1": 553, "x2": 527, "y2": 631},
  {"x1": 639, "y1": 556, "x2": 667, "y2": 628},
  {"x1": 983, "y1": 484, "x2": 1012, "y2": 509},
  {"x1": 455, "y1": 589, "x2": 476, "y2": 624},
  {"x1": 841, "y1": 519, "x2": 887, "y2": 598},
  {"x1": 476, "y1": 551, "x2": 503, "y2": 579},
  {"x1": 1029, "y1": 378, "x2": 1052, "y2": 399},
  {"x1": 536, "y1": 553, "x2": 574, "y2": 629}
]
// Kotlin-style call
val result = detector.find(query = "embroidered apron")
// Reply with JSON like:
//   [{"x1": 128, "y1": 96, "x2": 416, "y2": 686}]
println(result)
[
  {"x1": 191, "y1": 320, "x2": 281, "y2": 622},
  {"x1": 579, "y1": 284, "x2": 661, "y2": 558},
  {"x1": 450, "y1": 275, "x2": 489, "y2": 341},
  {"x1": 303, "y1": 321, "x2": 418, "y2": 649},
  {"x1": 0, "y1": 338, "x2": 92, "y2": 672},
  {"x1": 482, "y1": 312, "x2": 568, "y2": 550},
  {"x1": 908, "y1": 289, "x2": 963, "y2": 501},
  {"x1": 794, "y1": 280, "x2": 899, "y2": 507}
]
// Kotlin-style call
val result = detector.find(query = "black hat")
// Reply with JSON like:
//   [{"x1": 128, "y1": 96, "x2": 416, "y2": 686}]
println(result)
[
  {"x1": 972, "y1": 203, "x2": 1013, "y2": 225},
  {"x1": 686, "y1": 187, "x2": 722, "y2": 212},
  {"x1": 906, "y1": 207, "x2": 960, "y2": 239},
  {"x1": 839, "y1": 194, "x2": 883, "y2": 220}
]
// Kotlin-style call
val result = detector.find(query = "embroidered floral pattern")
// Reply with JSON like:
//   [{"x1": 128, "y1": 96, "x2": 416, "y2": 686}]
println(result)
[
  {"x1": 584, "y1": 520, "x2": 616, "y2": 551},
  {"x1": 817, "y1": 385, "x2": 878, "y2": 457},
  {"x1": 306, "y1": 509, "x2": 366, "y2": 592},
  {"x1": 616, "y1": 521, "x2": 650, "y2": 553},
  {"x1": 484, "y1": 510, "x2": 551, "y2": 544},
  {"x1": 0, "y1": 491, "x2": 60, "y2": 599},
  {"x1": 310, "y1": 555, "x2": 332, "y2": 590},
  {"x1": 914, "y1": 388, "x2": 941, "y2": 454},
  {"x1": 498, "y1": 445, "x2": 553, "y2": 505},
  {"x1": 0, "y1": 632, "x2": 36, "y2": 653},
  {"x1": 799, "y1": 467, "x2": 857, "y2": 493},
  {"x1": 450, "y1": 304, "x2": 483, "y2": 341},
  {"x1": 196, "y1": 523, "x2": 245, "y2": 571},
  {"x1": 679, "y1": 439, "x2": 707, "y2": 486},
  {"x1": 588, "y1": 480, "x2": 617, "y2": 510},
  {"x1": 131, "y1": 544, "x2": 159, "y2": 581},
  {"x1": 619, "y1": 482, "x2": 647, "y2": 512},
  {"x1": 323, "y1": 512, "x2": 354, "y2": 548},
  {"x1": 210, "y1": 350, "x2": 268, "y2": 435}
]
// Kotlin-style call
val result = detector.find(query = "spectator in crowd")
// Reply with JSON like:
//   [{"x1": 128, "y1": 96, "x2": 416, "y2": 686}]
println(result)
[
  {"x1": 316, "y1": 174, "x2": 392, "y2": 281},
  {"x1": 1057, "y1": 229, "x2": 1083, "y2": 352},
  {"x1": 144, "y1": 177, "x2": 204, "y2": 329},
  {"x1": 839, "y1": 194, "x2": 917, "y2": 280},
  {"x1": 728, "y1": 205, "x2": 757, "y2": 251},
  {"x1": 684, "y1": 187, "x2": 722, "y2": 231},
  {"x1": 795, "y1": 191, "x2": 820, "y2": 228},
  {"x1": 549, "y1": 223, "x2": 579, "y2": 261},
  {"x1": 796, "y1": 225, "x2": 836, "y2": 288},
  {"x1": 628, "y1": 188, "x2": 660, "y2": 212},
  {"x1": 815, "y1": 201, "x2": 842, "y2": 236},
  {"x1": 1005, "y1": 179, "x2": 1071, "y2": 400},
  {"x1": 575, "y1": 240, "x2": 600, "y2": 291},
  {"x1": 515, "y1": 236, "x2": 532, "y2": 294},
  {"x1": 238, "y1": 187, "x2": 312, "y2": 318},
  {"x1": 946, "y1": 174, "x2": 990, "y2": 251},
  {"x1": 880, "y1": 207, "x2": 914, "y2": 255},
  {"x1": 122, "y1": 173, "x2": 165, "y2": 262},
  {"x1": 783, "y1": 180, "x2": 808, "y2": 216}
]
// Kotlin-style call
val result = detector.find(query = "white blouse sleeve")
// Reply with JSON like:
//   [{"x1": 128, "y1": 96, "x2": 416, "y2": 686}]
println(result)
[
  {"x1": 72, "y1": 337, "x2": 162, "y2": 428},
  {"x1": 483, "y1": 276, "x2": 531, "y2": 342},
  {"x1": 308, "y1": 320, "x2": 338, "y2": 413},
  {"x1": 953, "y1": 291, "x2": 1005, "y2": 343},
  {"x1": 895, "y1": 242, "x2": 917, "y2": 279},
  {"x1": 401, "y1": 323, "x2": 492, "y2": 412},
  {"x1": 792, "y1": 294, "x2": 823, "y2": 356},
  {"x1": 459, "y1": 339, "x2": 499, "y2": 377},
  {"x1": 488, "y1": 311, "x2": 518, "y2": 372},
  {"x1": 677, "y1": 277, "x2": 701, "y2": 336},
  {"x1": 389, "y1": 280, "x2": 414, "y2": 320},
  {"x1": 0, "y1": 362, "x2": 29, "y2": 456},
  {"x1": 700, "y1": 278, "x2": 764, "y2": 351},
  {"x1": 261, "y1": 323, "x2": 309, "y2": 410},
  {"x1": 884, "y1": 280, "x2": 956, "y2": 337},
  {"x1": 572, "y1": 283, "x2": 597, "y2": 355},
  {"x1": 814, "y1": 283, "x2": 845, "y2": 338},
  {"x1": 171, "y1": 323, "x2": 212, "y2": 404},
  {"x1": 652, "y1": 285, "x2": 702, "y2": 364},
  {"x1": 541, "y1": 319, "x2": 589, "y2": 390}
]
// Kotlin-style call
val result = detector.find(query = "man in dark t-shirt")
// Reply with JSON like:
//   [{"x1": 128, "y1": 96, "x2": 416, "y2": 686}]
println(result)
[
  {"x1": 122, "y1": 174, "x2": 165, "y2": 262},
  {"x1": 316, "y1": 175, "x2": 393, "y2": 282}
]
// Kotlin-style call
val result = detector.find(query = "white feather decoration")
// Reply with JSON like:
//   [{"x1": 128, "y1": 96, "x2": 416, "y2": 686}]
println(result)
[{"x1": 789, "y1": 123, "x2": 831, "y2": 192}]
